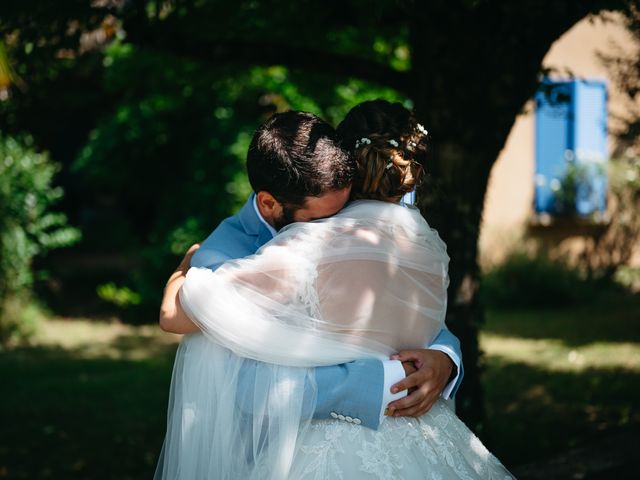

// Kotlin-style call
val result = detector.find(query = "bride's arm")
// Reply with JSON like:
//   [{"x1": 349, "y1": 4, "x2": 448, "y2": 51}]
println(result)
[
  {"x1": 159, "y1": 241, "x2": 298, "y2": 335},
  {"x1": 159, "y1": 244, "x2": 201, "y2": 334}
]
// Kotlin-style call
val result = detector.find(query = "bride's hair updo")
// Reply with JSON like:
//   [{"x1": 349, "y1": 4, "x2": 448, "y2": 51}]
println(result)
[
  {"x1": 348, "y1": 135, "x2": 423, "y2": 202},
  {"x1": 336, "y1": 100, "x2": 427, "y2": 203}
]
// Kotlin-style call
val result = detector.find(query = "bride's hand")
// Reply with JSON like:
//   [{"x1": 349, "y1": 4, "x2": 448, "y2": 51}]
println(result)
[
  {"x1": 176, "y1": 244, "x2": 200, "y2": 275},
  {"x1": 385, "y1": 349, "x2": 454, "y2": 417}
]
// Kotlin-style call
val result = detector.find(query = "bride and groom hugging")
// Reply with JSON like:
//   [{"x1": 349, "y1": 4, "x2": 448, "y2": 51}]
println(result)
[{"x1": 156, "y1": 100, "x2": 513, "y2": 479}]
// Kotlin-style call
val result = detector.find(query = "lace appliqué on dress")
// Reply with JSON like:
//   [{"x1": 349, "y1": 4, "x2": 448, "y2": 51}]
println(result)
[
  {"x1": 294, "y1": 401, "x2": 514, "y2": 480},
  {"x1": 298, "y1": 422, "x2": 360, "y2": 480},
  {"x1": 356, "y1": 433, "x2": 404, "y2": 479}
]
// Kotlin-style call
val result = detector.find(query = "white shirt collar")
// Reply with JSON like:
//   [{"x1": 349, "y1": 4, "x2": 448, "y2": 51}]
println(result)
[{"x1": 252, "y1": 194, "x2": 277, "y2": 238}]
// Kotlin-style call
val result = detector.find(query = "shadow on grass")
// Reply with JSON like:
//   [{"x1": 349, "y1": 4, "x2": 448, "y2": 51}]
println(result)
[
  {"x1": 0, "y1": 343, "x2": 177, "y2": 480},
  {"x1": 3, "y1": 293, "x2": 640, "y2": 479},
  {"x1": 483, "y1": 292, "x2": 640, "y2": 346},
  {"x1": 481, "y1": 357, "x2": 640, "y2": 469},
  {"x1": 3, "y1": 341, "x2": 639, "y2": 478},
  {"x1": 56, "y1": 332, "x2": 178, "y2": 361}
]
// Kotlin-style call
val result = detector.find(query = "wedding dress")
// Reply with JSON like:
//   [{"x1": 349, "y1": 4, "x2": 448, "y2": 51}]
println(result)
[{"x1": 155, "y1": 200, "x2": 514, "y2": 479}]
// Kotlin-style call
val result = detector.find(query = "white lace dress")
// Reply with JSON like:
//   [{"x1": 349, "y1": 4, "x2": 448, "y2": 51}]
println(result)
[
  {"x1": 291, "y1": 401, "x2": 512, "y2": 480},
  {"x1": 156, "y1": 200, "x2": 515, "y2": 479}
]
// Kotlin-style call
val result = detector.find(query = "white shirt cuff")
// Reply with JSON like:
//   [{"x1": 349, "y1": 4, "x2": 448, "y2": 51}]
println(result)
[
  {"x1": 379, "y1": 360, "x2": 406, "y2": 423},
  {"x1": 428, "y1": 345, "x2": 461, "y2": 399}
]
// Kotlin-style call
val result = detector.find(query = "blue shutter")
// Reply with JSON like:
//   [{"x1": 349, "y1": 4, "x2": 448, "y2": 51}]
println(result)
[
  {"x1": 535, "y1": 80, "x2": 573, "y2": 214},
  {"x1": 534, "y1": 79, "x2": 608, "y2": 217},
  {"x1": 573, "y1": 80, "x2": 608, "y2": 216}
]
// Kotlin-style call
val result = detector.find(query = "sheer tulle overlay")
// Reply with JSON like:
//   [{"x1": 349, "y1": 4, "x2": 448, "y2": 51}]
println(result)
[{"x1": 155, "y1": 200, "x2": 514, "y2": 479}]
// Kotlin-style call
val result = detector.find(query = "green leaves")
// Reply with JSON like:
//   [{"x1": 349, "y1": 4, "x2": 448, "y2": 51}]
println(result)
[
  {"x1": 0, "y1": 135, "x2": 80, "y2": 343},
  {"x1": 97, "y1": 283, "x2": 142, "y2": 307}
]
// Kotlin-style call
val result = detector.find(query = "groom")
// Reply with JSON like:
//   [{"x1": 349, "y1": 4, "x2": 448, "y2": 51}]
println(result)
[{"x1": 166, "y1": 110, "x2": 463, "y2": 429}]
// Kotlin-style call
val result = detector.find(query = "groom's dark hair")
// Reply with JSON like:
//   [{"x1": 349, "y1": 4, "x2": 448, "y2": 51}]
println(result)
[{"x1": 247, "y1": 111, "x2": 354, "y2": 207}]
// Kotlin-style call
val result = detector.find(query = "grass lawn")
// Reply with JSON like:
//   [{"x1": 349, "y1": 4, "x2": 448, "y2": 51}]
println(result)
[
  {"x1": 0, "y1": 292, "x2": 638, "y2": 478},
  {"x1": 481, "y1": 292, "x2": 640, "y2": 467},
  {"x1": 0, "y1": 320, "x2": 180, "y2": 480}
]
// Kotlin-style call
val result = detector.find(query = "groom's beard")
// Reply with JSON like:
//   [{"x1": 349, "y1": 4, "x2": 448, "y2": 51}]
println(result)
[{"x1": 273, "y1": 204, "x2": 297, "y2": 231}]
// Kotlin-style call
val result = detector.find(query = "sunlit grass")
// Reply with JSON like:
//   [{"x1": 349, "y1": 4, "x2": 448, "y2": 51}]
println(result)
[
  {"x1": 32, "y1": 317, "x2": 179, "y2": 360},
  {"x1": 481, "y1": 334, "x2": 640, "y2": 372},
  {"x1": 0, "y1": 317, "x2": 179, "y2": 480},
  {"x1": 480, "y1": 296, "x2": 640, "y2": 466},
  {"x1": 1, "y1": 292, "x2": 639, "y2": 476}
]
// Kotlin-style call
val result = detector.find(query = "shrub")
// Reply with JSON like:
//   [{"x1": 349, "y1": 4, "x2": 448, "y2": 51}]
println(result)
[
  {"x1": 0, "y1": 135, "x2": 80, "y2": 346},
  {"x1": 480, "y1": 252, "x2": 612, "y2": 308}
]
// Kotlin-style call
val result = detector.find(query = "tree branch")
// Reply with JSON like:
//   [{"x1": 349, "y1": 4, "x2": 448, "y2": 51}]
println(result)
[{"x1": 125, "y1": 24, "x2": 410, "y2": 93}]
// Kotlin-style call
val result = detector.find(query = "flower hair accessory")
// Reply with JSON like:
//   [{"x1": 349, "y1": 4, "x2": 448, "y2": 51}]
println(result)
[
  {"x1": 416, "y1": 123, "x2": 428, "y2": 136},
  {"x1": 388, "y1": 139, "x2": 399, "y2": 147},
  {"x1": 355, "y1": 137, "x2": 371, "y2": 149}
]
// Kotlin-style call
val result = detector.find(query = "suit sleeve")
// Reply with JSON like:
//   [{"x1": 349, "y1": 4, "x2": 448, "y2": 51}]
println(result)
[
  {"x1": 312, "y1": 359, "x2": 387, "y2": 429},
  {"x1": 232, "y1": 357, "x2": 387, "y2": 430},
  {"x1": 427, "y1": 327, "x2": 464, "y2": 399}
]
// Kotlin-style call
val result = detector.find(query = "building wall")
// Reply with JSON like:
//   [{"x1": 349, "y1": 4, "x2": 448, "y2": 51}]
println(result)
[{"x1": 478, "y1": 12, "x2": 638, "y2": 268}]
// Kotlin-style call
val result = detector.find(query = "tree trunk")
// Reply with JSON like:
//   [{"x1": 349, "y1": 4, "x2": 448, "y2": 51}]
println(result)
[
  {"x1": 415, "y1": 141, "x2": 493, "y2": 431},
  {"x1": 407, "y1": 0, "x2": 627, "y2": 430}
]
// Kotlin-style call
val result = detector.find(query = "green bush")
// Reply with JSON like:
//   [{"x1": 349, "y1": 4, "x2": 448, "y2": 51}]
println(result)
[
  {"x1": 481, "y1": 253, "x2": 611, "y2": 308},
  {"x1": 0, "y1": 135, "x2": 80, "y2": 345},
  {"x1": 0, "y1": 295, "x2": 46, "y2": 346}
]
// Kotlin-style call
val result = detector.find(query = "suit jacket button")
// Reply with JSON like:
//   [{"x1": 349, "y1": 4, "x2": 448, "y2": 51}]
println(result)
[
  {"x1": 337, "y1": 414, "x2": 345, "y2": 421},
  {"x1": 345, "y1": 416, "x2": 353, "y2": 423},
  {"x1": 330, "y1": 412, "x2": 338, "y2": 419},
  {"x1": 353, "y1": 418, "x2": 362, "y2": 425}
]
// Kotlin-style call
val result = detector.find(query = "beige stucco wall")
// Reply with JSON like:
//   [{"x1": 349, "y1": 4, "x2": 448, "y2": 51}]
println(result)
[{"x1": 478, "y1": 12, "x2": 637, "y2": 268}]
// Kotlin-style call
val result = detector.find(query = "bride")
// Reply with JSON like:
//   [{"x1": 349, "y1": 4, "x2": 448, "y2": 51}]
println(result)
[{"x1": 155, "y1": 103, "x2": 513, "y2": 479}]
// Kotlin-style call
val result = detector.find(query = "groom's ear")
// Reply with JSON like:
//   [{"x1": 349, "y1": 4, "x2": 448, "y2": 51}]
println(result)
[{"x1": 256, "y1": 191, "x2": 283, "y2": 224}]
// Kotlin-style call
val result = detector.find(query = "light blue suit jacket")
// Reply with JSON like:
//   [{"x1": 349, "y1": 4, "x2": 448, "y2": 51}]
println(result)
[{"x1": 191, "y1": 195, "x2": 464, "y2": 429}]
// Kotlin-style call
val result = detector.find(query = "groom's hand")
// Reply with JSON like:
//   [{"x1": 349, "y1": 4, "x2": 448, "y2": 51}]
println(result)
[{"x1": 386, "y1": 349, "x2": 454, "y2": 418}]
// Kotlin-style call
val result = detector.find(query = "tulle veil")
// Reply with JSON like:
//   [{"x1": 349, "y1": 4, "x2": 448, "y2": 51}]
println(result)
[{"x1": 154, "y1": 200, "x2": 450, "y2": 479}]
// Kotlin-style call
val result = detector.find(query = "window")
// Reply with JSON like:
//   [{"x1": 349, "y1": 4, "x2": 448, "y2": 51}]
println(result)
[{"x1": 534, "y1": 79, "x2": 608, "y2": 219}]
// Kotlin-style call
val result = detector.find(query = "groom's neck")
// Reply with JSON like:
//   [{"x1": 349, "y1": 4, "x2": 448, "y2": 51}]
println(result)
[
  {"x1": 256, "y1": 203, "x2": 277, "y2": 228},
  {"x1": 254, "y1": 192, "x2": 281, "y2": 229}
]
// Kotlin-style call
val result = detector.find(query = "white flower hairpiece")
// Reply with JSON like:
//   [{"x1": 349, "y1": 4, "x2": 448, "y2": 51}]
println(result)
[
  {"x1": 416, "y1": 123, "x2": 428, "y2": 136},
  {"x1": 355, "y1": 137, "x2": 371, "y2": 149},
  {"x1": 388, "y1": 139, "x2": 399, "y2": 147}
]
